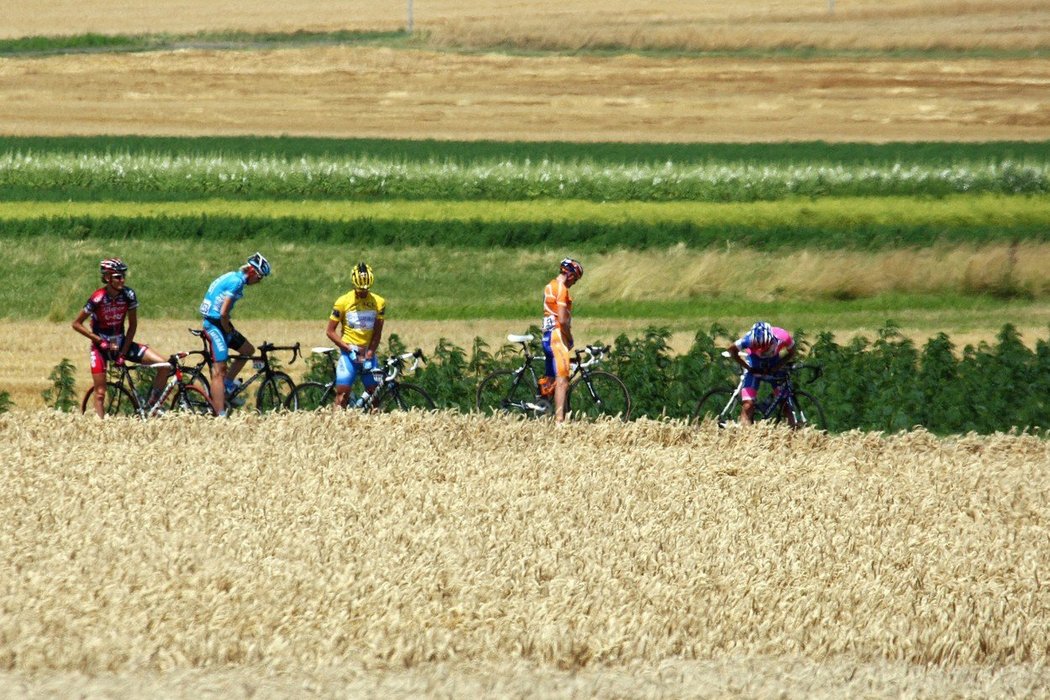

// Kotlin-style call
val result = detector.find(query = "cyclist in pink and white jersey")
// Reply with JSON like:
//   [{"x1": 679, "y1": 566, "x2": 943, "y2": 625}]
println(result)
[
  {"x1": 727, "y1": 321, "x2": 796, "y2": 425},
  {"x1": 72, "y1": 258, "x2": 169, "y2": 418}
]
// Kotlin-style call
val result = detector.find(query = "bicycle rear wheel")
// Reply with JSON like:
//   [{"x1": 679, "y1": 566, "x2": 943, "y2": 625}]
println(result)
[
  {"x1": 256, "y1": 372, "x2": 295, "y2": 413},
  {"x1": 375, "y1": 383, "x2": 436, "y2": 412},
  {"x1": 476, "y1": 369, "x2": 545, "y2": 417},
  {"x1": 81, "y1": 383, "x2": 140, "y2": 417},
  {"x1": 287, "y1": 381, "x2": 335, "y2": 411},
  {"x1": 568, "y1": 370, "x2": 631, "y2": 421},
  {"x1": 775, "y1": 390, "x2": 827, "y2": 430},
  {"x1": 170, "y1": 385, "x2": 216, "y2": 416},
  {"x1": 692, "y1": 388, "x2": 738, "y2": 428}
]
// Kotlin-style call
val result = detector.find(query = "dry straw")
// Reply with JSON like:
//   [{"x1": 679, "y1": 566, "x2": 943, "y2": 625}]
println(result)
[{"x1": 1, "y1": 411, "x2": 1048, "y2": 695}]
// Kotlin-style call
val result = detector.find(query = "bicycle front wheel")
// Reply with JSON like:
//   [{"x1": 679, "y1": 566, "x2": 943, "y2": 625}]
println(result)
[
  {"x1": 184, "y1": 365, "x2": 211, "y2": 396},
  {"x1": 256, "y1": 372, "x2": 295, "y2": 413},
  {"x1": 375, "y1": 382, "x2": 436, "y2": 412},
  {"x1": 692, "y1": 387, "x2": 738, "y2": 428},
  {"x1": 475, "y1": 369, "x2": 540, "y2": 417},
  {"x1": 568, "y1": 371, "x2": 631, "y2": 421},
  {"x1": 286, "y1": 381, "x2": 334, "y2": 411},
  {"x1": 170, "y1": 385, "x2": 217, "y2": 416},
  {"x1": 81, "y1": 383, "x2": 141, "y2": 418},
  {"x1": 776, "y1": 390, "x2": 827, "y2": 430}
]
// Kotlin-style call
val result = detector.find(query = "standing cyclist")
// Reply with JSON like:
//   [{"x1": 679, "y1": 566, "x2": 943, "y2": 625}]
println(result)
[
  {"x1": 727, "y1": 321, "x2": 796, "y2": 426},
  {"x1": 199, "y1": 252, "x2": 271, "y2": 416},
  {"x1": 541, "y1": 258, "x2": 583, "y2": 423},
  {"x1": 326, "y1": 262, "x2": 386, "y2": 410},
  {"x1": 72, "y1": 258, "x2": 170, "y2": 418}
]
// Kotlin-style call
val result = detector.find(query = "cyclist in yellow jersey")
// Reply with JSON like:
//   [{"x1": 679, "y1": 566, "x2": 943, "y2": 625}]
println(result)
[{"x1": 326, "y1": 262, "x2": 386, "y2": 409}]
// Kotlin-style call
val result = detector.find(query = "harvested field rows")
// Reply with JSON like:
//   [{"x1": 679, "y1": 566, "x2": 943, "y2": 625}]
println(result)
[
  {"x1": 1, "y1": 48, "x2": 1047, "y2": 142},
  {"x1": 5, "y1": 0, "x2": 1048, "y2": 53},
  {"x1": 1, "y1": 412, "x2": 1048, "y2": 695}
]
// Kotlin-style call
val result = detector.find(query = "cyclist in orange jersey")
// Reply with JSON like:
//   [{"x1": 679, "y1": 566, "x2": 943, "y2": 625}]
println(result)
[{"x1": 541, "y1": 258, "x2": 583, "y2": 423}]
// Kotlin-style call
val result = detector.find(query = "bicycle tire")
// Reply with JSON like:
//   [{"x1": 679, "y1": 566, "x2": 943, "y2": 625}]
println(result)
[
  {"x1": 170, "y1": 385, "x2": 217, "y2": 416},
  {"x1": 568, "y1": 370, "x2": 631, "y2": 421},
  {"x1": 692, "y1": 387, "x2": 738, "y2": 428},
  {"x1": 255, "y1": 372, "x2": 295, "y2": 413},
  {"x1": 286, "y1": 381, "x2": 335, "y2": 411},
  {"x1": 375, "y1": 382, "x2": 436, "y2": 412},
  {"x1": 80, "y1": 383, "x2": 141, "y2": 418},
  {"x1": 184, "y1": 365, "x2": 211, "y2": 396},
  {"x1": 774, "y1": 390, "x2": 827, "y2": 430},
  {"x1": 475, "y1": 368, "x2": 544, "y2": 417}
]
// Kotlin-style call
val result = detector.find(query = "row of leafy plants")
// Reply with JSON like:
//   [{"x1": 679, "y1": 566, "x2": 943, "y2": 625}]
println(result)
[
  {"x1": 1, "y1": 151, "x2": 1046, "y2": 201},
  {"x1": 310, "y1": 323, "x2": 1045, "y2": 434},
  {"x1": 39, "y1": 323, "x2": 1046, "y2": 434}
]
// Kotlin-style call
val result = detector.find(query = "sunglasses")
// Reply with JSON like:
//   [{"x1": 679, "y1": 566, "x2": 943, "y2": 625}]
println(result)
[{"x1": 110, "y1": 273, "x2": 125, "y2": 280}]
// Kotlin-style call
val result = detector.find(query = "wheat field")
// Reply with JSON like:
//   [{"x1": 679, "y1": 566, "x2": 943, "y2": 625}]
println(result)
[{"x1": 1, "y1": 411, "x2": 1047, "y2": 696}]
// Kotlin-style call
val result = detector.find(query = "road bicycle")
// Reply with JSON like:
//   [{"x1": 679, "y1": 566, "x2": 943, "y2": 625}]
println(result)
[
  {"x1": 692, "y1": 352, "x2": 826, "y2": 429},
  {"x1": 181, "y1": 330, "x2": 301, "y2": 413},
  {"x1": 475, "y1": 334, "x2": 631, "y2": 420},
  {"x1": 285, "y1": 347, "x2": 436, "y2": 412},
  {"x1": 80, "y1": 351, "x2": 215, "y2": 418}
]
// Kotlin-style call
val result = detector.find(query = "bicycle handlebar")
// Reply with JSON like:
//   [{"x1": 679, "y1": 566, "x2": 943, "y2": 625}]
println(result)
[
  {"x1": 256, "y1": 342, "x2": 302, "y2": 365},
  {"x1": 573, "y1": 344, "x2": 610, "y2": 370}
]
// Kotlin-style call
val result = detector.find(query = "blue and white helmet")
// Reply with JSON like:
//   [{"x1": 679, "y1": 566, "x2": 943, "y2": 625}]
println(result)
[
  {"x1": 246, "y1": 252, "x2": 271, "y2": 277},
  {"x1": 750, "y1": 321, "x2": 775, "y2": 349}
]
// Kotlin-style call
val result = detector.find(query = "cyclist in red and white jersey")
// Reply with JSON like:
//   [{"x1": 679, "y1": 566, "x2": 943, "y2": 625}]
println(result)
[{"x1": 72, "y1": 258, "x2": 169, "y2": 417}]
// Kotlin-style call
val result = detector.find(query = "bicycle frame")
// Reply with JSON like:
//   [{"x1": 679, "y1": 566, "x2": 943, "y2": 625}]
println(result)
[
  {"x1": 297, "y1": 347, "x2": 426, "y2": 410},
  {"x1": 705, "y1": 353, "x2": 823, "y2": 427},
  {"x1": 188, "y1": 329, "x2": 301, "y2": 401},
  {"x1": 487, "y1": 335, "x2": 615, "y2": 416},
  {"x1": 93, "y1": 352, "x2": 203, "y2": 418}
]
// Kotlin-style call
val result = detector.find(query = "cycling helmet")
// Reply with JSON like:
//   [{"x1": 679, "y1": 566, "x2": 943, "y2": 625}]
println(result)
[
  {"x1": 99, "y1": 258, "x2": 128, "y2": 276},
  {"x1": 246, "y1": 252, "x2": 271, "y2": 278},
  {"x1": 560, "y1": 258, "x2": 583, "y2": 280},
  {"x1": 351, "y1": 262, "x2": 374, "y2": 290},
  {"x1": 750, "y1": 321, "x2": 775, "y2": 349}
]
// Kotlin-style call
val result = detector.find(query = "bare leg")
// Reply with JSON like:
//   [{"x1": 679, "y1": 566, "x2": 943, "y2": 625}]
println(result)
[
  {"x1": 555, "y1": 376, "x2": 569, "y2": 422},
  {"x1": 91, "y1": 372, "x2": 107, "y2": 418},
  {"x1": 210, "y1": 360, "x2": 227, "y2": 415}
]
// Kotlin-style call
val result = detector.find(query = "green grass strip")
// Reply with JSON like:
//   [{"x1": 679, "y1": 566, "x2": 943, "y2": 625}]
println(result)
[
  {"x1": 3, "y1": 136, "x2": 1047, "y2": 165},
  {"x1": 0, "y1": 194, "x2": 1046, "y2": 229},
  {"x1": 1, "y1": 30, "x2": 1045, "y2": 60}
]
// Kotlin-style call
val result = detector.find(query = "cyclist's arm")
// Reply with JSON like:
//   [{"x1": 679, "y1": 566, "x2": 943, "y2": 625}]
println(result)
[
  {"x1": 558, "y1": 305, "x2": 573, "y2": 349},
  {"x1": 121, "y1": 307, "x2": 138, "y2": 356},
  {"x1": 71, "y1": 309, "x2": 99, "y2": 344},
  {"x1": 326, "y1": 318, "x2": 353, "y2": 354},
  {"x1": 366, "y1": 318, "x2": 384, "y2": 359},
  {"x1": 768, "y1": 346, "x2": 797, "y2": 374},
  {"x1": 217, "y1": 296, "x2": 236, "y2": 334},
  {"x1": 727, "y1": 343, "x2": 750, "y2": 372}
]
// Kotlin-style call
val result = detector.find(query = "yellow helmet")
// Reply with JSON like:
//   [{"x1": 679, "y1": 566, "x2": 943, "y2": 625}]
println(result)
[{"x1": 351, "y1": 262, "x2": 374, "y2": 290}]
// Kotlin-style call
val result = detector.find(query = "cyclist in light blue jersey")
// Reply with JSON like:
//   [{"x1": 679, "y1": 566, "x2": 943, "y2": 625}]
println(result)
[{"x1": 199, "y1": 252, "x2": 271, "y2": 415}]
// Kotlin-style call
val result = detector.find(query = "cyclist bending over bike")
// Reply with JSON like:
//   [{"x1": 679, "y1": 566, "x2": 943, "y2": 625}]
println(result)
[
  {"x1": 198, "y1": 252, "x2": 270, "y2": 416},
  {"x1": 541, "y1": 258, "x2": 583, "y2": 423},
  {"x1": 72, "y1": 258, "x2": 170, "y2": 418},
  {"x1": 727, "y1": 321, "x2": 796, "y2": 426},
  {"x1": 326, "y1": 262, "x2": 386, "y2": 410}
]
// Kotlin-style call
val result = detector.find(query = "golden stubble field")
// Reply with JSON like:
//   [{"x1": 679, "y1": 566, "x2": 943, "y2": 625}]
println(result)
[
  {"x1": 0, "y1": 1, "x2": 1048, "y2": 141},
  {"x1": 1, "y1": 411, "x2": 1048, "y2": 696}
]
